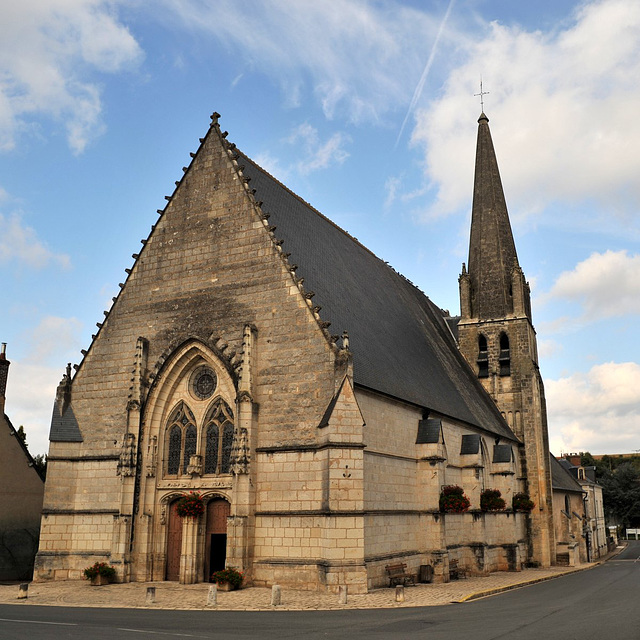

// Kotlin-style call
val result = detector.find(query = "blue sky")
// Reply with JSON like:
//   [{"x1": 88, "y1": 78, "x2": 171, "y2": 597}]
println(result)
[{"x1": 2, "y1": 0, "x2": 639, "y2": 456}]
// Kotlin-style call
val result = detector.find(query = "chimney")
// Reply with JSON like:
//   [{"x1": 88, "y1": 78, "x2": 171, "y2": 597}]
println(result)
[
  {"x1": 0, "y1": 343, "x2": 10, "y2": 415},
  {"x1": 566, "y1": 453, "x2": 582, "y2": 468}
]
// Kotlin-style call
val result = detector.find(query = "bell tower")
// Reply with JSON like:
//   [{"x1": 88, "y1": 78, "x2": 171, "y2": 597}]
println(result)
[{"x1": 458, "y1": 112, "x2": 555, "y2": 567}]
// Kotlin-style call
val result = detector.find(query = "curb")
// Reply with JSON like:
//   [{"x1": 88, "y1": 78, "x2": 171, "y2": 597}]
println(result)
[
  {"x1": 455, "y1": 546, "x2": 626, "y2": 603},
  {"x1": 454, "y1": 567, "x2": 586, "y2": 603}
]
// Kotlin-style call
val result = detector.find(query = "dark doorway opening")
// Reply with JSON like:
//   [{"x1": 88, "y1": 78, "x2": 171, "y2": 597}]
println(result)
[
  {"x1": 209, "y1": 533, "x2": 227, "y2": 576},
  {"x1": 205, "y1": 498, "x2": 230, "y2": 581}
]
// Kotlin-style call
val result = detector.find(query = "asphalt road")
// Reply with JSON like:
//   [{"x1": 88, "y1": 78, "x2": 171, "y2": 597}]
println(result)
[{"x1": 1, "y1": 543, "x2": 639, "y2": 640}]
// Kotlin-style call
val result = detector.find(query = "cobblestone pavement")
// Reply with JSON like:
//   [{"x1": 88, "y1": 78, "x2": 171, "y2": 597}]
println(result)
[{"x1": 0, "y1": 564, "x2": 596, "y2": 611}]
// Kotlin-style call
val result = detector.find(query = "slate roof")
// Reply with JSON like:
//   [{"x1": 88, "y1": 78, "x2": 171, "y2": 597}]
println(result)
[
  {"x1": 240, "y1": 154, "x2": 518, "y2": 442},
  {"x1": 550, "y1": 455, "x2": 584, "y2": 493},
  {"x1": 49, "y1": 403, "x2": 82, "y2": 442}
]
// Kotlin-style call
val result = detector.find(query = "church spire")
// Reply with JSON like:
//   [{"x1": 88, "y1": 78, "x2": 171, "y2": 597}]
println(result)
[{"x1": 467, "y1": 112, "x2": 519, "y2": 319}]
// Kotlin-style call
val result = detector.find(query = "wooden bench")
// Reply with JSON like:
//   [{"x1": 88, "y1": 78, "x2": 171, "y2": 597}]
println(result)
[
  {"x1": 385, "y1": 563, "x2": 415, "y2": 587},
  {"x1": 449, "y1": 559, "x2": 466, "y2": 580}
]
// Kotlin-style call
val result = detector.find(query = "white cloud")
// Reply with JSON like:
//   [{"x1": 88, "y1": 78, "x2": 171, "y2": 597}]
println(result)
[
  {"x1": 548, "y1": 250, "x2": 640, "y2": 319},
  {"x1": 6, "y1": 316, "x2": 83, "y2": 456},
  {"x1": 6, "y1": 361, "x2": 62, "y2": 456},
  {"x1": 160, "y1": 0, "x2": 444, "y2": 124},
  {"x1": 287, "y1": 123, "x2": 351, "y2": 175},
  {"x1": 413, "y1": 0, "x2": 640, "y2": 227},
  {"x1": 547, "y1": 361, "x2": 640, "y2": 455},
  {"x1": 538, "y1": 339, "x2": 562, "y2": 360},
  {"x1": 0, "y1": 212, "x2": 70, "y2": 269},
  {"x1": 0, "y1": 0, "x2": 143, "y2": 153}
]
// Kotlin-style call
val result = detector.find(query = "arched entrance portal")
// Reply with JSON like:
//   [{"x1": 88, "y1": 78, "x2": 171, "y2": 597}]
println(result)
[
  {"x1": 205, "y1": 498, "x2": 230, "y2": 581},
  {"x1": 165, "y1": 500, "x2": 183, "y2": 581}
]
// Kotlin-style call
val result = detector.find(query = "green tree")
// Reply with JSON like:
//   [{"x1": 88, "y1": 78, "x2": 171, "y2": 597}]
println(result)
[
  {"x1": 16, "y1": 425, "x2": 27, "y2": 447},
  {"x1": 604, "y1": 463, "x2": 640, "y2": 529},
  {"x1": 32, "y1": 454, "x2": 47, "y2": 480}
]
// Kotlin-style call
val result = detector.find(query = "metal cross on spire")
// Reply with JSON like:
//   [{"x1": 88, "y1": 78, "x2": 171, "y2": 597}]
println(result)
[{"x1": 474, "y1": 79, "x2": 489, "y2": 111}]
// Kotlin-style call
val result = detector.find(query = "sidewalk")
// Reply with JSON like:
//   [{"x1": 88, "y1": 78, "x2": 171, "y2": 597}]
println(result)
[{"x1": 0, "y1": 562, "x2": 601, "y2": 611}]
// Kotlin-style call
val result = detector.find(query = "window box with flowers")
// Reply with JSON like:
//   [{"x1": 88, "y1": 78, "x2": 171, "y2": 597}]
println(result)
[
  {"x1": 175, "y1": 492, "x2": 205, "y2": 518},
  {"x1": 83, "y1": 562, "x2": 117, "y2": 586},
  {"x1": 211, "y1": 567, "x2": 244, "y2": 591},
  {"x1": 480, "y1": 489, "x2": 506, "y2": 511},
  {"x1": 512, "y1": 493, "x2": 535, "y2": 513},
  {"x1": 439, "y1": 485, "x2": 471, "y2": 513}
]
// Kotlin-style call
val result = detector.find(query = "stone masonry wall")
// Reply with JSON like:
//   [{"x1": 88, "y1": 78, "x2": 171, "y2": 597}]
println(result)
[{"x1": 37, "y1": 117, "x2": 339, "y2": 580}]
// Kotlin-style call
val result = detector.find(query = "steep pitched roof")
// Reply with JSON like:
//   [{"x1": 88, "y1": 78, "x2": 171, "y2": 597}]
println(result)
[
  {"x1": 239, "y1": 153, "x2": 518, "y2": 441},
  {"x1": 468, "y1": 113, "x2": 519, "y2": 319},
  {"x1": 551, "y1": 455, "x2": 584, "y2": 493}
]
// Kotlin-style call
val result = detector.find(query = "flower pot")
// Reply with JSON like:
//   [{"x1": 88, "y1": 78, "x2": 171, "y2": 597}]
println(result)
[
  {"x1": 215, "y1": 581, "x2": 235, "y2": 592},
  {"x1": 90, "y1": 574, "x2": 110, "y2": 586}
]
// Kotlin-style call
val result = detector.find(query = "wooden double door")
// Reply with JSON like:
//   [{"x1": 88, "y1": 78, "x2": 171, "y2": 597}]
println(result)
[{"x1": 165, "y1": 498, "x2": 230, "y2": 582}]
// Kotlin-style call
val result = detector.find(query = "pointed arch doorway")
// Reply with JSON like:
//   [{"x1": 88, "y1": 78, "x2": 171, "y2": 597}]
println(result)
[{"x1": 205, "y1": 498, "x2": 230, "y2": 581}]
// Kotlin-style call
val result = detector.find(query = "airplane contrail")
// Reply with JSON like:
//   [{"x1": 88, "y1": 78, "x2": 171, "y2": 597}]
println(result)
[{"x1": 395, "y1": 0, "x2": 456, "y2": 148}]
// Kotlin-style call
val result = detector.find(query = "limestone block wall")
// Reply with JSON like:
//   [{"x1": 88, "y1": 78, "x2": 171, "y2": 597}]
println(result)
[
  {"x1": 37, "y1": 119, "x2": 341, "y2": 581},
  {"x1": 36, "y1": 513, "x2": 115, "y2": 580},
  {"x1": 256, "y1": 451, "x2": 325, "y2": 513},
  {"x1": 355, "y1": 387, "x2": 526, "y2": 586}
]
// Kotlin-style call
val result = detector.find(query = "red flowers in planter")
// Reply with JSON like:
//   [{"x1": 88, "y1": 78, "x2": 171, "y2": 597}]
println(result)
[
  {"x1": 211, "y1": 567, "x2": 244, "y2": 589},
  {"x1": 175, "y1": 492, "x2": 205, "y2": 518},
  {"x1": 83, "y1": 562, "x2": 116, "y2": 581},
  {"x1": 439, "y1": 485, "x2": 471, "y2": 513},
  {"x1": 512, "y1": 492, "x2": 535, "y2": 512},
  {"x1": 480, "y1": 489, "x2": 506, "y2": 511}
]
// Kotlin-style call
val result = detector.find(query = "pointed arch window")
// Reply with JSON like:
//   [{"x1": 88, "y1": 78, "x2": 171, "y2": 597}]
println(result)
[
  {"x1": 204, "y1": 399, "x2": 235, "y2": 475},
  {"x1": 164, "y1": 402, "x2": 197, "y2": 477},
  {"x1": 499, "y1": 333, "x2": 511, "y2": 376},
  {"x1": 477, "y1": 334, "x2": 489, "y2": 378}
]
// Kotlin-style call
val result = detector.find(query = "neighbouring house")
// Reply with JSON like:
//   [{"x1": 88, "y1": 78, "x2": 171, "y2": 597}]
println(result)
[
  {"x1": 551, "y1": 454, "x2": 587, "y2": 566},
  {"x1": 560, "y1": 454, "x2": 607, "y2": 560},
  {"x1": 34, "y1": 111, "x2": 556, "y2": 591},
  {"x1": 0, "y1": 344, "x2": 45, "y2": 581}
]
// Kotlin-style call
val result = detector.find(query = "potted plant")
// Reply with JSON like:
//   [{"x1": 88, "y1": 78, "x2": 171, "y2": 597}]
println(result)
[
  {"x1": 175, "y1": 492, "x2": 205, "y2": 518},
  {"x1": 83, "y1": 562, "x2": 116, "y2": 586},
  {"x1": 211, "y1": 567, "x2": 244, "y2": 591},
  {"x1": 439, "y1": 485, "x2": 471, "y2": 513},
  {"x1": 480, "y1": 488, "x2": 506, "y2": 511},
  {"x1": 513, "y1": 492, "x2": 535, "y2": 513}
]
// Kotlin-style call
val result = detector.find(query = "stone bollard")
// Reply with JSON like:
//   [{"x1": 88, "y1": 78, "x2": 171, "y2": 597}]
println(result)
[
  {"x1": 271, "y1": 584, "x2": 281, "y2": 606},
  {"x1": 338, "y1": 585, "x2": 348, "y2": 605},
  {"x1": 207, "y1": 584, "x2": 217, "y2": 607},
  {"x1": 18, "y1": 583, "x2": 28, "y2": 599},
  {"x1": 146, "y1": 586, "x2": 156, "y2": 605},
  {"x1": 395, "y1": 585, "x2": 405, "y2": 602}
]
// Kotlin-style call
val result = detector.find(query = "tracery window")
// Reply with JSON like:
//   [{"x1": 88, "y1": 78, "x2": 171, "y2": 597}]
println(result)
[
  {"x1": 477, "y1": 334, "x2": 489, "y2": 378},
  {"x1": 204, "y1": 399, "x2": 235, "y2": 475},
  {"x1": 165, "y1": 402, "x2": 197, "y2": 477},
  {"x1": 499, "y1": 333, "x2": 511, "y2": 377}
]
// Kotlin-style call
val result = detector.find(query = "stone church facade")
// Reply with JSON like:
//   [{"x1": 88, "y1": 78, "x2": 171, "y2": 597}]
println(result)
[{"x1": 35, "y1": 111, "x2": 554, "y2": 592}]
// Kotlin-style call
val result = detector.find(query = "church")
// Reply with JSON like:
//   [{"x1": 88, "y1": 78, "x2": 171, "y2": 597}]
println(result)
[{"x1": 34, "y1": 110, "x2": 556, "y2": 592}]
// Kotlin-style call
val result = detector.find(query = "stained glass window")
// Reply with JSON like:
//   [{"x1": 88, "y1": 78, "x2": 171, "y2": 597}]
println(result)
[
  {"x1": 205, "y1": 424, "x2": 219, "y2": 474},
  {"x1": 221, "y1": 422, "x2": 234, "y2": 474},
  {"x1": 164, "y1": 401, "x2": 197, "y2": 477},
  {"x1": 203, "y1": 399, "x2": 234, "y2": 475},
  {"x1": 167, "y1": 425, "x2": 181, "y2": 475},
  {"x1": 183, "y1": 424, "x2": 197, "y2": 474}
]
